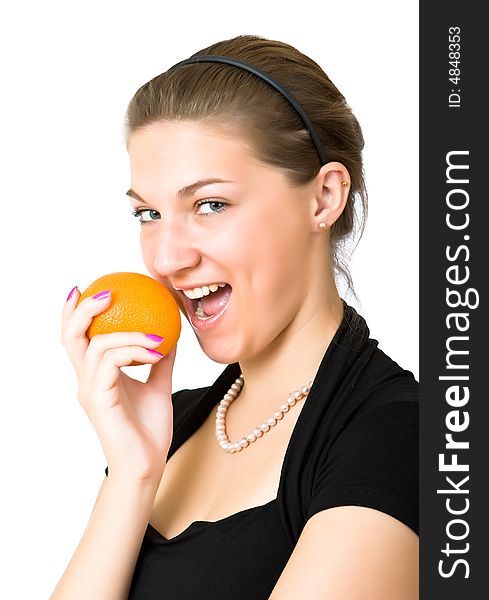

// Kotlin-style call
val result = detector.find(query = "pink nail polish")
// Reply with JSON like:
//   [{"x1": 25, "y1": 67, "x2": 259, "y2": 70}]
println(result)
[
  {"x1": 145, "y1": 334, "x2": 164, "y2": 342},
  {"x1": 93, "y1": 290, "x2": 111, "y2": 300},
  {"x1": 66, "y1": 286, "x2": 78, "y2": 302},
  {"x1": 147, "y1": 349, "x2": 164, "y2": 357}
]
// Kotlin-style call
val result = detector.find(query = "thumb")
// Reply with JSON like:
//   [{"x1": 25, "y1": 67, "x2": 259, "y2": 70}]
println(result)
[{"x1": 146, "y1": 343, "x2": 177, "y2": 394}]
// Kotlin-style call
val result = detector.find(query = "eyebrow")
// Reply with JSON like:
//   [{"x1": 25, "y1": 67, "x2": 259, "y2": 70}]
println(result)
[{"x1": 125, "y1": 178, "x2": 235, "y2": 203}]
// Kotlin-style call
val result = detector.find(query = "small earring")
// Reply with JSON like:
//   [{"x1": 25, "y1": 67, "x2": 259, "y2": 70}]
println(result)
[
  {"x1": 341, "y1": 180, "x2": 349, "y2": 187},
  {"x1": 318, "y1": 222, "x2": 326, "y2": 231}
]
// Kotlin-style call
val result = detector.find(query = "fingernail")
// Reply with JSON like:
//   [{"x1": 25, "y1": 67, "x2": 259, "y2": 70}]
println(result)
[
  {"x1": 145, "y1": 334, "x2": 164, "y2": 342},
  {"x1": 93, "y1": 289, "x2": 111, "y2": 300},
  {"x1": 147, "y1": 349, "x2": 164, "y2": 357},
  {"x1": 66, "y1": 286, "x2": 78, "y2": 302}
]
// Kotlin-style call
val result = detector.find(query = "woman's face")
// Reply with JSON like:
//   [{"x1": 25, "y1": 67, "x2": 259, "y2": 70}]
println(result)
[{"x1": 127, "y1": 121, "x2": 320, "y2": 364}]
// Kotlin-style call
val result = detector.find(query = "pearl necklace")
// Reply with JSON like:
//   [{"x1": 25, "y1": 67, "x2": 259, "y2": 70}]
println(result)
[{"x1": 215, "y1": 373, "x2": 313, "y2": 453}]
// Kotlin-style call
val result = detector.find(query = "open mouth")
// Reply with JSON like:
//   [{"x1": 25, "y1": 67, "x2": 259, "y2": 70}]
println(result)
[{"x1": 181, "y1": 283, "x2": 232, "y2": 321}]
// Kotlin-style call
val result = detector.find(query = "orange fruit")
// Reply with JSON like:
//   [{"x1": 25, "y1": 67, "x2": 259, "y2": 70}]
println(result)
[{"x1": 77, "y1": 272, "x2": 181, "y2": 366}]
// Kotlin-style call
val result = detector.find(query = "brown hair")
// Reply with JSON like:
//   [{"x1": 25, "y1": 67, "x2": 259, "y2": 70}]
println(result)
[{"x1": 124, "y1": 34, "x2": 368, "y2": 299}]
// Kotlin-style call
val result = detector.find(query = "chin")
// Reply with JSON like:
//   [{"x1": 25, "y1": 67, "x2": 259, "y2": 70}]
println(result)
[{"x1": 196, "y1": 336, "x2": 242, "y2": 366}]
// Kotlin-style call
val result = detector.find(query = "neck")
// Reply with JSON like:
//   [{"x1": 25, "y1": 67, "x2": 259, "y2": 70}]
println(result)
[{"x1": 237, "y1": 286, "x2": 344, "y2": 414}]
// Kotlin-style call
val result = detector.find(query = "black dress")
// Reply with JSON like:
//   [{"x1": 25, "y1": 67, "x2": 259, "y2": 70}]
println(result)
[{"x1": 104, "y1": 301, "x2": 419, "y2": 599}]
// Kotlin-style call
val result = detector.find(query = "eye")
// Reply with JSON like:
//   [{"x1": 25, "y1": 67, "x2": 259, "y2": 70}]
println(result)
[
  {"x1": 131, "y1": 208, "x2": 161, "y2": 224},
  {"x1": 195, "y1": 199, "x2": 227, "y2": 216}
]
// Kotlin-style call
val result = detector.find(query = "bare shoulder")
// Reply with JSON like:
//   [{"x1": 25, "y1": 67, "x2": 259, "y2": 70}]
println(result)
[{"x1": 270, "y1": 505, "x2": 419, "y2": 600}]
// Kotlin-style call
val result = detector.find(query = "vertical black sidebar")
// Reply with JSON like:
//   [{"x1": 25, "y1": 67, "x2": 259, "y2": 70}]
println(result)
[{"x1": 420, "y1": 3, "x2": 488, "y2": 598}]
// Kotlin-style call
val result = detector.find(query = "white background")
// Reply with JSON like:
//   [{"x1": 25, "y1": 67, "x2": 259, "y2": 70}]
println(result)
[{"x1": 0, "y1": 1, "x2": 418, "y2": 597}]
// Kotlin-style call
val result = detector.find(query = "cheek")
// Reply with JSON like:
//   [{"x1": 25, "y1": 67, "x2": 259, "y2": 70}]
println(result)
[
  {"x1": 240, "y1": 228, "x2": 309, "y2": 314},
  {"x1": 140, "y1": 241, "x2": 156, "y2": 275},
  {"x1": 253, "y1": 211, "x2": 308, "y2": 273}
]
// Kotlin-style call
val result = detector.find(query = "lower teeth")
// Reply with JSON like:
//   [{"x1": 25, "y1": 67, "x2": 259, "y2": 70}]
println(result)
[{"x1": 195, "y1": 299, "x2": 212, "y2": 320}]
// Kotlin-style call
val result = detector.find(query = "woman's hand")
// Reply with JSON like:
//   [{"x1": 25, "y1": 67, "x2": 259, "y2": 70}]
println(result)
[{"x1": 61, "y1": 287, "x2": 176, "y2": 483}]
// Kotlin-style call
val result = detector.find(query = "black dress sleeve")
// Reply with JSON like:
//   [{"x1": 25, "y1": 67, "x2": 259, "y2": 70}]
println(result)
[{"x1": 305, "y1": 395, "x2": 419, "y2": 534}]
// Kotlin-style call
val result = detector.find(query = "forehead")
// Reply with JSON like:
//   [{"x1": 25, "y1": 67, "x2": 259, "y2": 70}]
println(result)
[
  {"x1": 126, "y1": 120, "x2": 297, "y2": 202},
  {"x1": 127, "y1": 121, "x2": 255, "y2": 168}
]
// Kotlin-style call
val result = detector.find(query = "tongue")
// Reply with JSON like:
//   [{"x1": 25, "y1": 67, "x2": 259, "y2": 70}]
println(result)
[{"x1": 201, "y1": 284, "x2": 232, "y2": 316}]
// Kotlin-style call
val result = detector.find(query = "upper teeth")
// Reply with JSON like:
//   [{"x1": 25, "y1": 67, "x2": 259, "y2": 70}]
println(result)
[{"x1": 179, "y1": 282, "x2": 227, "y2": 299}]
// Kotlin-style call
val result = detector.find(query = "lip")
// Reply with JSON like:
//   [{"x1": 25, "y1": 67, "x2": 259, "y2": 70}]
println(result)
[{"x1": 180, "y1": 287, "x2": 232, "y2": 332}]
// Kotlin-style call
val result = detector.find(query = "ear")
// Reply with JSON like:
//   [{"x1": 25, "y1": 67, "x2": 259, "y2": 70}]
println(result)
[{"x1": 309, "y1": 161, "x2": 350, "y2": 231}]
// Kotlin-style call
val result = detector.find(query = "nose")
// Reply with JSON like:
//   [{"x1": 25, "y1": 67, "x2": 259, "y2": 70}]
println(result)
[{"x1": 152, "y1": 214, "x2": 201, "y2": 278}]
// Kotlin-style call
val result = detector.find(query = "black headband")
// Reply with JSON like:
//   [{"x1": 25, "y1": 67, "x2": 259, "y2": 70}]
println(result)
[{"x1": 167, "y1": 54, "x2": 327, "y2": 166}]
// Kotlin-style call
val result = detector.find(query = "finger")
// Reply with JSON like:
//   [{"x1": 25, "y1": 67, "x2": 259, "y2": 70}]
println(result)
[
  {"x1": 61, "y1": 285, "x2": 81, "y2": 339},
  {"x1": 91, "y1": 345, "x2": 165, "y2": 395},
  {"x1": 61, "y1": 286, "x2": 88, "y2": 374},
  {"x1": 82, "y1": 331, "x2": 164, "y2": 385},
  {"x1": 146, "y1": 343, "x2": 177, "y2": 395},
  {"x1": 61, "y1": 290, "x2": 113, "y2": 376}
]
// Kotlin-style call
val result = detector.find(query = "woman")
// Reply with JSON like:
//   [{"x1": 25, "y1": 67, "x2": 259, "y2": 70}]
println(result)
[{"x1": 51, "y1": 34, "x2": 419, "y2": 599}]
